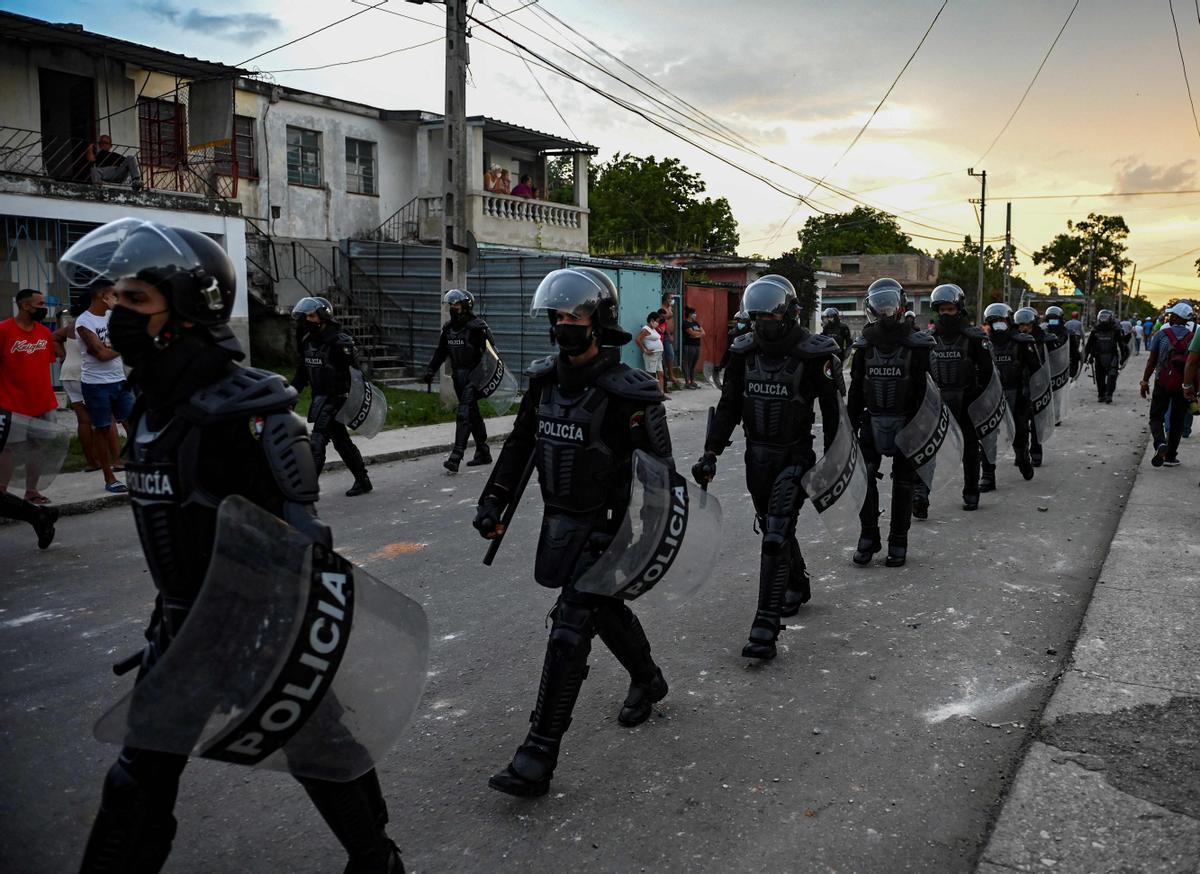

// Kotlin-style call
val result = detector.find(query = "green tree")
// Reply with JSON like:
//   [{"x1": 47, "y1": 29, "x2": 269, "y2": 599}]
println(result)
[
  {"x1": 934, "y1": 236, "x2": 1031, "y2": 311},
  {"x1": 764, "y1": 251, "x2": 818, "y2": 320},
  {"x1": 588, "y1": 153, "x2": 739, "y2": 254},
  {"x1": 1031, "y1": 213, "x2": 1132, "y2": 295},
  {"x1": 1194, "y1": 255, "x2": 1199, "y2": 277},
  {"x1": 794, "y1": 206, "x2": 923, "y2": 266},
  {"x1": 545, "y1": 155, "x2": 578, "y2": 205}
]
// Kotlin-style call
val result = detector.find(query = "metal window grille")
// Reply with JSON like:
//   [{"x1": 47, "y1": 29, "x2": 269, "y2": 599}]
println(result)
[
  {"x1": 346, "y1": 138, "x2": 377, "y2": 195},
  {"x1": 138, "y1": 98, "x2": 184, "y2": 168},
  {"x1": 215, "y1": 115, "x2": 257, "y2": 178},
  {"x1": 287, "y1": 127, "x2": 321, "y2": 186}
]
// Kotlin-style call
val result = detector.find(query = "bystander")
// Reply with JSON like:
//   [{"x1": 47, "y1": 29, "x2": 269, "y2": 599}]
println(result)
[
  {"x1": 52, "y1": 300, "x2": 99, "y2": 471},
  {"x1": 510, "y1": 174, "x2": 534, "y2": 198},
  {"x1": 85, "y1": 135, "x2": 143, "y2": 190},
  {"x1": 682, "y1": 306, "x2": 704, "y2": 388},
  {"x1": 75, "y1": 284, "x2": 133, "y2": 493},
  {"x1": 0, "y1": 288, "x2": 61, "y2": 502},
  {"x1": 636, "y1": 311, "x2": 666, "y2": 392},
  {"x1": 1142, "y1": 302, "x2": 1194, "y2": 467},
  {"x1": 659, "y1": 293, "x2": 683, "y2": 390}
]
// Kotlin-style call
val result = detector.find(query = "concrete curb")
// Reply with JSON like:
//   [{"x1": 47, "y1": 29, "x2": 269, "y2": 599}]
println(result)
[{"x1": 975, "y1": 436, "x2": 1200, "y2": 872}]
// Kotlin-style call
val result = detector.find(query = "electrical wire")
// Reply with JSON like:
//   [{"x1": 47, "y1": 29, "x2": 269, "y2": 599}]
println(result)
[
  {"x1": 516, "y1": 45, "x2": 580, "y2": 141},
  {"x1": 1139, "y1": 243, "x2": 1200, "y2": 272},
  {"x1": 1168, "y1": 0, "x2": 1200, "y2": 143},
  {"x1": 260, "y1": 36, "x2": 443, "y2": 73},
  {"x1": 991, "y1": 189, "x2": 1200, "y2": 200},
  {"x1": 975, "y1": 0, "x2": 1080, "y2": 164},
  {"x1": 239, "y1": 0, "x2": 392, "y2": 67}
]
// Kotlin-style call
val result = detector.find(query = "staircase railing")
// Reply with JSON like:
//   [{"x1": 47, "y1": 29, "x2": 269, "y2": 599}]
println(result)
[
  {"x1": 344, "y1": 252, "x2": 416, "y2": 366},
  {"x1": 243, "y1": 216, "x2": 278, "y2": 305},
  {"x1": 366, "y1": 196, "x2": 422, "y2": 243}
]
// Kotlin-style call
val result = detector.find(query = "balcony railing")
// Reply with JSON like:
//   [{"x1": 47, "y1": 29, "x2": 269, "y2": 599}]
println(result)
[
  {"x1": 478, "y1": 191, "x2": 582, "y2": 228},
  {"x1": 0, "y1": 126, "x2": 238, "y2": 200}
]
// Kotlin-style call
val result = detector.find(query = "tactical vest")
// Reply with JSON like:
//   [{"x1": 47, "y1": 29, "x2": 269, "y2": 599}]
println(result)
[
  {"x1": 301, "y1": 331, "x2": 352, "y2": 397},
  {"x1": 929, "y1": 333, "x2": 975, "y2": 392},
  {"x1": 446, "y1": 321, "x2": 482, "y2": 370},
  {"x1": 991, "y1": 336, "x2": 1022, "y2": 389},
  {"x1": 1092, "y1": 329, "x2": 1118, "y2": 361},
  {"x1": 864, "y1": 344, "x2": 915, "y2": 414},
  {"x1": 125, "y1": 413, "x2": 215, "y2": 611},
  {"x1": 741, "y1": 350, "x2": 814, "y2": 446},
  {"x1": 535, "y1": 382, "x2": 622, "y2": 514}
]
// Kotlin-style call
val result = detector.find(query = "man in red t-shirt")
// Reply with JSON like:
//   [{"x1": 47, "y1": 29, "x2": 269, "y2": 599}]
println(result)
[{"x1": 1, "y1": 288, "x2": 63, "y2": 509}]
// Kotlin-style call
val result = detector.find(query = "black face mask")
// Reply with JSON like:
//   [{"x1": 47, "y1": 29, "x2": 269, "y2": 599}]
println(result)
[
  {"x1": 937, "y1": 313, "x2": 960, "y2": 331},
  {"x1": 450, "y1": 308, "x2": 469, "y2": 325},
  {"x1": 108, "y1": 305, "x2": 163, "y2": 366},
  {"x1": 29, "y1": 306, "x2": 48, "y2": 322},
  {"x1": 553, "y1": 323, "x2": 594, "y2": 356},
  {"x1": 754, "y1": 320, "x2": 789, "y2": 343}
]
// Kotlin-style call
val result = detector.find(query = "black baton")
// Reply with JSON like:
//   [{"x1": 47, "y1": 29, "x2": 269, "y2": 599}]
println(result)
[{"x1": 483, "y1": 451, "x2": 536, "y2": 566}]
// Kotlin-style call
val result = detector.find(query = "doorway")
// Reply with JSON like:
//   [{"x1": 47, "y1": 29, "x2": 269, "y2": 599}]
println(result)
[{"x1": 39, "y1": 69, "x2": 95, "y2": 182}]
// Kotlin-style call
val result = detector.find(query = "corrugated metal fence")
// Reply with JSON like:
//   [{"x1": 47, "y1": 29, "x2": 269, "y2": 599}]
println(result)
[{"x1": 344, "y1": 241, "x2": 683, "y2": 382}]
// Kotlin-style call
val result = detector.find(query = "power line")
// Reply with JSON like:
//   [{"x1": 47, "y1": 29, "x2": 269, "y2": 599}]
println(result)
[
  {"x1": 975, "y1": 0, "x2": 1080, "y2": 163},
  {"x1": 1168, "y1": 0, "x2": 1200, "y2": 143},
  {"x1": 238, "y1": 0, "x2": 393, "y2": 67},
  {"x1": 1140, "y1": 243, "x2": 1200, "y2": 272},
  {"x1": 260, "y1": 36, "x2": 442, "y2": 73},
  {"x1": 990, "y1": 188, "x2": 1200, "y2": 200},
  {"x1": 515, "y1": 45, "x2": 579, "y2": 141}
]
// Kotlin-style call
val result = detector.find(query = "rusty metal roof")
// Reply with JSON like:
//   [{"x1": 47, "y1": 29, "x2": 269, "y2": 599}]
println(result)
[{"x1": 0, "y1": 11, "x2": 248, "y2": 80}]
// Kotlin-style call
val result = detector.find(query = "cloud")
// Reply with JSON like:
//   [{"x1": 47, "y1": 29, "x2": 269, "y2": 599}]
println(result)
[
  {"x1": 139, "y1": 2, "x2": 282, "y2": 44},
  {"x1": 1113, "y1": 157, "x2": 1197, "y2": 192}
]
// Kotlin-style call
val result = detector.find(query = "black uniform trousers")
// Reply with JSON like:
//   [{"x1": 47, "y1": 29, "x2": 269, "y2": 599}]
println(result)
[
  {"x1": 744, "y1": 442, "x2": 810, "y2": 633},
  {"x1": 857, "y1": 416, "x2": 916, "y2": 544},
  {"x1": 450, "y1": 368, "x2": 488, "y2": 454},
  {"x1": 1093, "y1": 356, "x2": 1119, "y2": 399},
  {"x1": 1150, "y1": 383, "x2": 1188, "y2": 460},
  {"x1": 983, "y1": 390, "x2": 1032, "y2": 478},
  {"x1": 310, "y1": 394, "x2": 368, "y2": 480}
]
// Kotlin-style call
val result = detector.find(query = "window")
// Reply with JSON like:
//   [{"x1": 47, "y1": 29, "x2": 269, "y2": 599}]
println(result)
[
  {"x1": 215, "y1": 115, "x2": 258, "y2": 178},
  {"x1": 287, "y1": 127, "x2": 322, "y2": 186},
  {"x1": 840, "y1": 261, "x2": 860, "y2": 274},
  {"x1": 345, "y1": 138, "x2": 377, "y2": 195},
  {"x1": 138, "y1": 98, "x2": 185, "y2": 167}
]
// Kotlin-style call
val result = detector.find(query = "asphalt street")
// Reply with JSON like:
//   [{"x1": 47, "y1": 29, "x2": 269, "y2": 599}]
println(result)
[{"x1": 1, "y1": 380, "x2": 1150, "y2": 873}]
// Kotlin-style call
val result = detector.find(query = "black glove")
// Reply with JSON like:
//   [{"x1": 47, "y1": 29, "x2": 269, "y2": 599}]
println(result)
[
  {"x1": 691, "y1": 451, "x2": 717, "y2": 486},
  {"x1": 473, "y1": 497, "x2": 503, "y2": 539},
  {"x1": 422, "y1": 370, "x2": 435, "y2": 384}
]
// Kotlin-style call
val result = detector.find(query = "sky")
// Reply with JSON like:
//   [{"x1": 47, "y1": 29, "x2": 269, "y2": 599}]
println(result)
[{"x1": 7, "y1": 0, "x2": 1200, "y2": 303}]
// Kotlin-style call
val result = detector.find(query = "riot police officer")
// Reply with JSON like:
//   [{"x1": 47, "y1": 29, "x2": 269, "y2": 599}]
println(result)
[
  {"x1": 62, "y1": 219, "x2": 404, "y2": 873},
  {"x1": 1015, "y1": 306, "x2": 1060, "y2": 467},
  {"x1": 821, "y1": 306, "x2": 853, "y2": 358},
  {"x1": 474, "y1": 266, "x2": 674, "y2": 798},
  {"x1": 912, "y1": 284, "x2": 994, "y2": 516},
  {"x1": 981, "y1": 302, "x2": 1040, "y2": 488},
  {"x1": 847, "y1": 279, "x2": 933, "y2": 567},
  {"x1": 1084, "y1": 309, "x2": 1128, "y2": 403},
  {"x1": 903, "y1": 310, "x2": 917, "y2": 330},
  {"x1": 424, "y1": 289, "x2": 495, "y2": 472},
  {"x1": 292, "y1": 296, "x2": 373, "y2": 496},
  {"x1": 0, "y1": 455, "x2": 57, "y2": 549},
  {"x1": 1044, "y1": 305, "x2": 1080, "y2": 379},
  {"x1": 693, "y1": 275, "x2": 841, "y2": 660}
]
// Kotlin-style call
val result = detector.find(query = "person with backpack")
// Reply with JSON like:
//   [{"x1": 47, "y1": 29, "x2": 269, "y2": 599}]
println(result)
[{"x1": 1141, "y1": 302, "x2": 1195, "y2": 467}]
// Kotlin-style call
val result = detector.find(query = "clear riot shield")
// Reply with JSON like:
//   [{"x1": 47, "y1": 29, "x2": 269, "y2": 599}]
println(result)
[
  {"x1": 702, "y1": 361, "x2": 723, "y2": 390},
  {"x1": 472, "y1": 341, "x2": 519, "y2": 417},
  {"x1": 895, "y1": 375, "x2": 964, "y2": 491},
  {"x1": 573, "y1": 451, "x2": 722, "y2": 603},
  {"x1": 968, "y1": 368, "x2": 1015, "y2": 465},
  {"x1": 1048, "y1": 342, "x2": 1071, "y2": 423},
  {"x1": 336, "y1": 369, "x2": 388, "y2": 439},
  {"x1": 94, "y1": 495, "x2": 429, "y2": 783},
  {"x1": 0, "y1": 409, "x2": 72, "y2": 491},
  {"x1": 1028, "y1": 362, "x2": 1056, "y2": 444},
  {"x1": 801, "y1": 403, "x2": 868, "y2": 538}
]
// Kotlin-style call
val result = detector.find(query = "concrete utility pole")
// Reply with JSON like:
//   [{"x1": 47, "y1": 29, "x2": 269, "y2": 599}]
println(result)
[
  {"x1": 1002, "y1": 201, "x2": 1012, "y2": 308},
  {"x1": 437, "y1": 0, "x2": 469, "y2": 403},
  {"x1": 1085, "y1": 239, "x2": 1096, "y2": 324},
  {"x1": 1122, "y1": 263, "x2": 1136, "y2": 321},
  {"x1": 968, "y1": 168, "x2": 987, "y2": 321}
]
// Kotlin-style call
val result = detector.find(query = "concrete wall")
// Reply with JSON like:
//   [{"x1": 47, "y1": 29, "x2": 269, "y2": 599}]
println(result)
[{"x1": 818, "y1": 253, "x2": 940, "y2": 287}]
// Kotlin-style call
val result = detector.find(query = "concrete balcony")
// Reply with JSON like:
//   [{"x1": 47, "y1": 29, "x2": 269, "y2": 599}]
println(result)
[{"x1": 415, "y1": 191, "x2": 589, "y2": 254}]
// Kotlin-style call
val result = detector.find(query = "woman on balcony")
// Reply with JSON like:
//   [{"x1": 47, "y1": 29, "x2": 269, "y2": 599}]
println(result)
[{"x1": 510, "y1": 174, "x2": 534, "y2": 199}]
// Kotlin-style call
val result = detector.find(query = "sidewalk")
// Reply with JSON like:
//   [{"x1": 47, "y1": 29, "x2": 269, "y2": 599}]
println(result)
[
  {"x1": 977, "y1": 440, "x2": 1200, "y2": 873},
  {"x1": 4, "y1": 382, "x2": 720, "y2": 519}
]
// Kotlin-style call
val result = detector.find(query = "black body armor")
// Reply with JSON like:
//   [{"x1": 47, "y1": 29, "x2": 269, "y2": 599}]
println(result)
[
  {"x1": 445, "y1": 318, "x2": 486, "y2": 370},
  {"x1": 863, "y1": 344, "x2": 916, "y2": 414},
  {"x1": 741, "y1": 351, "x2": 816, "y2": 447},
  {"x1": 928, "y1": 333, "x2": 975, "y2": 393},
  {"x1": 991, "y1": 334, "x2": 1023, "y2": 390},
  {"x1": 1091, "y1": 328, "x2": 1119, "y2": 363},
  {"x1": 534, "y1": 382, "x2": 621, "y2": 515},
  {"x1": 298, "y1": 323, "x2": 355, "y2": 397}
]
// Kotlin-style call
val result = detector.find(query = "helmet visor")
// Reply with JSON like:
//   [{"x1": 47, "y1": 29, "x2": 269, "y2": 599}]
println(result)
[
  {"x1": 530, "y1": 269, "x2": 606, "y2": 319},
  {"x1": 740, "y1": 278, "x2": 795, "y2": 317},
  {"x1": 291, "y1": 297, "x2": 330, "y2": 319},
  {"x1": 1013, "y1": 308, "x2": 1037, "y2": 325},
  {"x1": 59, "y1": 218, "x2": 207, "y2": 287},
  {"x1": 866, "y1": 287, "x2": 903, "y2": 318}
]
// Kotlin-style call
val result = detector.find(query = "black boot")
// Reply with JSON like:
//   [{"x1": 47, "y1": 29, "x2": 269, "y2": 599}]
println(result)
[
  {"x1": 979, "y1": 464, "x2": 996, "y2": 493},
  {"x1": 962, "y1": 491, "x2": 979, "y2": 511},
  {"x1": 1016, "y1": 451, "x2": 1035, "y2": 481},
  {"x1": 593, "y1": 602, "x2": 668, "y2": 727},
  {"x1": 490, "y1": 603, "x2": 592, "y2": 797},
  {"x1": 79, "y1": 756, "x2": 184, "y2": 874},
  {"x1": 1030, "y1": 448, "x2": 1043, "y2": 468},
  {"x1": 298, "y1": 769, "x2": 403, "y2": 873},
  {"x1": 781, "y1": 539, "x2": 810, "y2": 617},
  {"x1": 911, "y1": 494, "x2": 929, "y2": 520},
  {"x1": 346, "y1": 476, "x2": 373, "y2": 497},
  {"x1": 743, "y1": 549, "x2": 788, "y2": 660},
  {"x1": 35, "y1": 506, "x2": 58, "y2": 548},
  {"x1": 443, "y1": 447, "x2": 464, "y2": 473},
  {"x1": 466, "y1": 444, "x2": 493, "y2": 467},
  {"x1": 885, "y1": 536, "x2": 907, "y2": 567},
  {"x1": 853, "y1": 527, "x2": 882, "y2": 565}
]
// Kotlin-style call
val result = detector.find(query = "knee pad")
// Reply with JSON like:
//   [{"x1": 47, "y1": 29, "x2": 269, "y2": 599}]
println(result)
[
  {"x1": 548, "y1": 600, "x2": 595, "y2": 661},
  {"x1": 761, "y1": 515, "x2": 792, "y2": 556}
]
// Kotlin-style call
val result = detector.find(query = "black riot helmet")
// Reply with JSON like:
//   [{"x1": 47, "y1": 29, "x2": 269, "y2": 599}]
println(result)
[
  {"x1": 292, "y1": 296, "x2": 334, "y2": 322},
  {"x1": 530, "y1": 266, "x2": 631, "y2": 346},
  {"x1": 60, "y1": 218, "x2": 236, "y2": 326},
  {"x1": 864, "y1": 278, "x2": 905, "y2": 324},
  {"x1": 1013, "y1": 306, "x2": 1038, "y2": 325},
  {"x1": 1045, "y1": 305, "x2": 1064, "y2": 320},
  {"x1": 930, "y1": 283, "x2": 966, "y2": 314},
  {"x1": 1096, "y1": 309, "x2": 1114, "y2": 325},
  {"x1": 983, "y1": 302, "x2": 1013, "y2": 332},
  {"x1": 740, "y1": 275, "x2": 798, "y2": 320},
  {"x1": 822, "y1": 306, "x2": 841, "y2": 325},
  {"x1": 443, "y1": 288, "x2": 474, "y2": 310}
]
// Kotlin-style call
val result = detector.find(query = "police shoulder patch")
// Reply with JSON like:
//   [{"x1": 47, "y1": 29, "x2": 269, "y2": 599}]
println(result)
[{"x1": 822, "y1": 357, "x2": 837, "y2": 381}]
